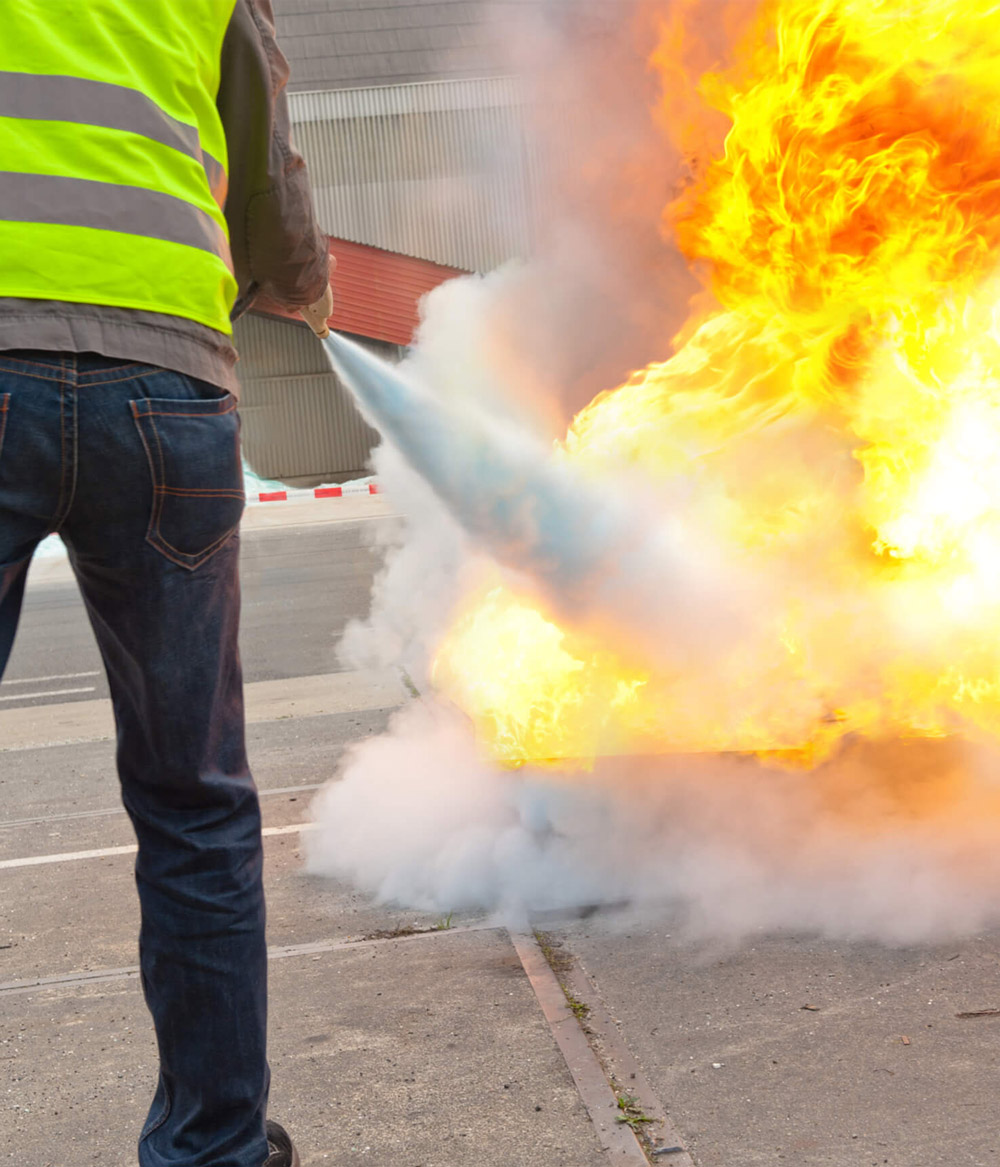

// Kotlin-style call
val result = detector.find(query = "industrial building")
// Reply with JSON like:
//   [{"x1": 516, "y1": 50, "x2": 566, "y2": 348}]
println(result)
[{"x1": 237, "y1": 0, "x2": 546, "y2": 484}]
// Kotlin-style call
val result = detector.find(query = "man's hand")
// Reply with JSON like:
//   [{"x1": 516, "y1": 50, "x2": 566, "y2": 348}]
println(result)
[{"x1": 300, "y1": 253, "x2": 336, "y2": 338}]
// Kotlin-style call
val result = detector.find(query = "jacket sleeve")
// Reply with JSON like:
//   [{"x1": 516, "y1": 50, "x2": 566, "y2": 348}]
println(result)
[{"x1": 218, "y1": 0, "x2": 331, "y2": 319}]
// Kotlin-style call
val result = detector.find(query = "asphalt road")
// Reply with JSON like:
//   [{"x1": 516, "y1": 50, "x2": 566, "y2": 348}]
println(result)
[{"x1": 1, "y1": 518, "x2": 393, "y2": 709}]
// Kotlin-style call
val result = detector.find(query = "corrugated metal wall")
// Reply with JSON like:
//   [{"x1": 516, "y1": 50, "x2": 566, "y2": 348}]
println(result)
[
  {"x1": 289, "y1": 78, "x2": 537, "y2": 272},
  {"x1": 238, "y1": 76, "x2": 538, "y2": 483},
  {"x1": 236, "y1": 314, "x2": 388, "y2": 487}
]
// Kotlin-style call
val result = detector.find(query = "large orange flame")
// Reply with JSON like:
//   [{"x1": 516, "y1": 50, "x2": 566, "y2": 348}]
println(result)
[{"x1": 433, "y1": 0, "x2": 1000, "y2": 768}]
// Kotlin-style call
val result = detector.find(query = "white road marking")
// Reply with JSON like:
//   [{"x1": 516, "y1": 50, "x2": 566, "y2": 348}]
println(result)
[
  {"x1": 0, "y1": 842, "x2": 139, "y2": 869},
  {"x1": 0, "y1": 823, "x2": 311, "y2": 870},
  {"x1": 0, "y1": 671, "x2": 101, "y2": 686},
  {"x1": 0, "y1": 667, "x2": 409, "y2": 752},
  {"x1": 0, "y1": 686, "x2": 96, "y2": 702}
]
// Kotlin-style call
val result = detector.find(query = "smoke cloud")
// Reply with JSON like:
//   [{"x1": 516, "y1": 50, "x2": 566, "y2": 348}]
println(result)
[
  {"x1": 308, "y1": 0, "x2": 1000, "y2": 944},
  {"x1": 308, "y1": 701, "x2": 1000, "y2": 944}
]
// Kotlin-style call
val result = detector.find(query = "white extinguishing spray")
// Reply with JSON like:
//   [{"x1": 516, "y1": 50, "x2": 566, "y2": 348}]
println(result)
[
  {"x1": 315, "y1": 327, "x2": 621, "y2": 600},
  {"x1": 299, "y1": 311, "x2": 721, "y2": 670}
]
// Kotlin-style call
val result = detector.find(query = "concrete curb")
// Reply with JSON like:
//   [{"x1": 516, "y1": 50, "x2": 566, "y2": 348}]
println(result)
[{"x1": 511, "y1": 932, "x2": 651, "y2": 1164}]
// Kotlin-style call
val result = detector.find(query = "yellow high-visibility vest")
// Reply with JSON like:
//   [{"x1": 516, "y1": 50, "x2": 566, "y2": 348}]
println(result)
[{"x1": 0, "y1": 0, "x2": 238, "y2": 335}]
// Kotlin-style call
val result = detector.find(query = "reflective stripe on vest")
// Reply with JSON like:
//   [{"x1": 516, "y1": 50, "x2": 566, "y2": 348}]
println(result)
[
  {"x1": 0, "y1": 72, "x2": 228, "y2": 205},
  {"x1": 0, "y1": 0, "x2": 238, "y2": 336},
  {"x1": 0, "y1": 171, "x2": 229, "y2": 258}
]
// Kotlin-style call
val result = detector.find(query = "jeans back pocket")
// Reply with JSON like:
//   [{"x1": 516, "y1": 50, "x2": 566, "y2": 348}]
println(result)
[{"x1": 131, "y1": 394, "x2": 245, "y2": 570}]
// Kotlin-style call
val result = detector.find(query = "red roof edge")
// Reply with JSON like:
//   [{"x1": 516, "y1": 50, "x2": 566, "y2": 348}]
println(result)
[{"x1": 251, "y1": 236, "x2": 469, "y2": 347}]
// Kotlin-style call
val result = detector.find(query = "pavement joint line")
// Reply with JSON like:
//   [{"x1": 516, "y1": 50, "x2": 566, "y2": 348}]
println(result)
[
  {"x1": 509, "y1": 931, "x2": 651, "y2": 1165},
  {"x1": 266, "y1": 923, "x2": 497, "y2": 959},
  {"x1": 0, "y1": 783, "x2": 324, "y2": 831},
  {"x1": 0, "y1": 823, "x2": 311, "y2": 870},
  {"x1": 0, "y1": 668, "x2": 410, "y2": 752},
  {"x1": 559, "y1": 949, "x2": 696, "y2": 1166},
  {"x1": 0, "y1": 923, "x2": 500, "y2": 997},
  {"x1": 0, "y1": 670, "x2": 101, "y2": 685}
]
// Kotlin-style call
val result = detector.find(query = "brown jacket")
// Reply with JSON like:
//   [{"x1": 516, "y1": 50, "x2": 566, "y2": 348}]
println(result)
[{"x1": 0, "y1": 0, "x2": 329, "y2": 394}]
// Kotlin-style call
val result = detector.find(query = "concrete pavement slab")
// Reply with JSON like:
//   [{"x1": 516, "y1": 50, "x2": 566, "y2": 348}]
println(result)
[
  {"x1": 2, "y1": 512, "x2": 651, "y2": 1167},
  {"x1": 3, "y1": 929, "x2": 607, "y2": 1167},
  {"x1": 266, "y1": 928, "x2": 608, "y2": 1167},
  {"x1": 0, "y1": 820, "x2": 482, "y2": 988},
  {"x1": 2, "y1": 980, "x2": 156, "y2": 1167},
  {"x1": 1, "y1": 710, "x2": 472, "y2": 984},
  {"x1": 0, "y1": 710, "x2": 391, "y2": 837},
  {"x1": 553, "y1": 918, "x2": 1000, "y2": 1166},
  {"x1": 0, "y1": 669, "x2": 409, "y2": 753}
]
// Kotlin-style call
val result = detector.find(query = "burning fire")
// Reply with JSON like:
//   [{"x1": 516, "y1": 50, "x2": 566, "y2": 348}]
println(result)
[{"x1": 433, "y1": 0, "x2": 1000, "y2": 768}]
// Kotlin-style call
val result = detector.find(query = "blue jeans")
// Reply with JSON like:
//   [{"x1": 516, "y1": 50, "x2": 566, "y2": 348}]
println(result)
[{"x1": 0, "y1": 352, "x2": 269, "y2": 1167}]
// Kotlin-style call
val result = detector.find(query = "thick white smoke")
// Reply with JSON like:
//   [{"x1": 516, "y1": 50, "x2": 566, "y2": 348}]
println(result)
[
  {"x1": 307, "y1": 1, "x2": 1000, "y2": 944},
  {"x1": 308, "y1": 698, "x2": 1000, "y2": 943}
]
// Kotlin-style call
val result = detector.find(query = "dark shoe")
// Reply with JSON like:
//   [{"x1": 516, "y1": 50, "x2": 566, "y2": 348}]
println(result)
[{"x1": 264, "y1": 1120, "x2": 300, "y2": 1167}]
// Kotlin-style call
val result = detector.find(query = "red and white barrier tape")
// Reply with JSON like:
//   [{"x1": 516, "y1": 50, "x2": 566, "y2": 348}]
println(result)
[{"x1": 253, "y1": 483, "x2": 381, "y2": 504}]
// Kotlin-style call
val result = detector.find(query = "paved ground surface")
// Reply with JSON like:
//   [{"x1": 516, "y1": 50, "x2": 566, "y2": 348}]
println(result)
[
  {"x1": 4, "y1": 501, "x2": 1000, "y2": 1166},
  {"x1": 552, "y1": 921, "x2": 1000, "y2": 1167},
  {"x1": 2, "y1": 497, "x2": 402, "y2": 709}
]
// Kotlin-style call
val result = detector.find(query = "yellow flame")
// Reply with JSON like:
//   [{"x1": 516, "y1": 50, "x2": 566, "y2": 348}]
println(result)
[{"x1": 434, "y1": 0, "x2": 1000, "y2": 768}]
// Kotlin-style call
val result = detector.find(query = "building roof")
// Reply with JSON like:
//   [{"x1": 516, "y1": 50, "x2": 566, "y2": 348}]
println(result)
[
  {"x1": 274, "y1": 0, "x2": 618, "y2": 92},
  {"x1": 254, "y1": 235, "x2": 465, "y2": 346}
]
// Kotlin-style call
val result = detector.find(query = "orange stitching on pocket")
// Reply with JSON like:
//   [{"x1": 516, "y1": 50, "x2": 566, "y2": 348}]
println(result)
[
  {"x1": 138, "y1": 404, "x2": 237, "y2": 419},
  {"x1": 147, "y1": 415, "x2": 168, "y2": 507},
  {"x1": 0, "y1": 364, "x2": 70, "y2": 384},
  {"x1": 132, "y1": 393, "x2": 236, "y2": 416},
  {"x1": 130, "y1": 396, "x2": 243, "y2": 570},
  {"x1": 78, "y1": 363, "x2": 143, "y2": 376},
  {"x1": 131, "y1": 407, "x2": 165, "y2": 547},
  {"x1": 155, "y1": 526, "x2": 239, "y2": 562},
  {"x1": 80, "y1": 371, "x2": 157, "y2": 388},
  {"x1": 154, "y1": 487, "x2": 245, "y2": 499}
]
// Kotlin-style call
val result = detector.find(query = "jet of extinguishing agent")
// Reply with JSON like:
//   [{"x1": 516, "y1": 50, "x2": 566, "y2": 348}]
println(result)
[
  {"x1": 323, "y1": 331, "x2": 610, "y2": 582},
  {"x1": 320, "y1": 331, "x2": 752, "y2": 663}
]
